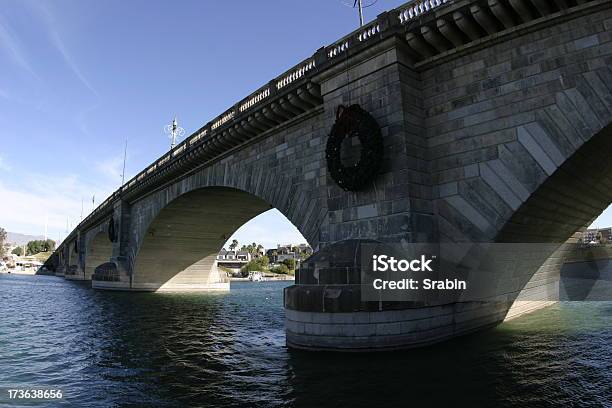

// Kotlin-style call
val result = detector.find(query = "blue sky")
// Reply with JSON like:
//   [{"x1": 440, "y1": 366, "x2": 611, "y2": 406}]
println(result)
[
  {"x1": 0, "y1": 0, "x2": 610, "y2": 248},
  {"x1": 0, "y1": 0, "x2": 409, "y2": 248}
]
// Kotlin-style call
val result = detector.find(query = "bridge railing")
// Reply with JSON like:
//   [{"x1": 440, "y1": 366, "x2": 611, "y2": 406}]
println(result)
[
  {"x1": 67, "y1": 0, "x2": 448, "y2": 243},
  {"x1": 399, "y1": 0, "x2": 449, "y2": 24},
  {"x1": 239, "y1": 85, "x2": 271, "y2": 114}
]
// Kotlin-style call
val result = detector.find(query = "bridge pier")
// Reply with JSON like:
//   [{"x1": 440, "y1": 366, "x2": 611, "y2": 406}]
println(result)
[
  {"x1": 54, "y1": 266, "x2": 65, "y2": 278},
  {"x1": 285, "y1": 303, "x2": 509, "y2": 351},
  {"x1": 283, "y1": 241, "x2": 510, "y2": 351},
  {"x1": 64, "y1": 265, "x2": 89, "y2": 281},
  {"x1": 91, "y1": 258, "x2": 133, "y2": 290},
  {"x1": 284, "y1": 239, "x2": 567, "y2": 351}
]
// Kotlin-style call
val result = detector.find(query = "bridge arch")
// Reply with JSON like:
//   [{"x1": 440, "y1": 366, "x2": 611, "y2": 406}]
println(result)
[
  {"x1": 67, "y1": 239, "x2": 77, "y2": 267},
  {"x1": 496, "y1": 122, "x2": 612, "y2": 244},
  {"x1": 84, "y1": 230, "x2": 114, "y2": 280},
  {"x1": 129, "y1": 186, "x2": 313, "y2": 291},
  {"x1": 496, "y1": 121, "x2": 612, "y2": 317}
]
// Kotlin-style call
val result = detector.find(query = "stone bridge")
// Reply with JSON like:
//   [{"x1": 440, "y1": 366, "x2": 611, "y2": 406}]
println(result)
[{"x1": 50, "y1": 0, "x2": 612, "y2": 350}]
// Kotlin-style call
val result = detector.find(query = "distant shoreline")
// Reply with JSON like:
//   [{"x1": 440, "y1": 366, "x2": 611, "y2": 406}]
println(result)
[
  {"x1": 0, "y1": 269, "x2": 37, "y2": 276},
  {"x1": 231, "y1": 276, "x2": 294, "y2": 282}
]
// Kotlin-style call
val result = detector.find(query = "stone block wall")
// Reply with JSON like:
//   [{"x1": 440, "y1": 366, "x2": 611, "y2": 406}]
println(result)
[{"x1": 421, "y1": 5, "x2": 612, "y2": 244}]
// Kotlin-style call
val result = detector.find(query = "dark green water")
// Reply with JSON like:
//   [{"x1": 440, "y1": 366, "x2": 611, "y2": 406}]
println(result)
[{"x1": 0, "y1": 274, "x2": 610, "y2": 407}]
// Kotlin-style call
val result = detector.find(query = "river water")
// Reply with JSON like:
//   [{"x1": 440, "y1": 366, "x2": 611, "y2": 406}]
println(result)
[{"x1": 0, "y1": 274, "x2": 610, "y2": 407}]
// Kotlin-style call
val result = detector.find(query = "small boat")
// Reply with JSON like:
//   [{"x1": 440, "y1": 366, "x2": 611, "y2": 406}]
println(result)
[{"x1": 248, "y1": 271, "x2": 264, "y2": 282}]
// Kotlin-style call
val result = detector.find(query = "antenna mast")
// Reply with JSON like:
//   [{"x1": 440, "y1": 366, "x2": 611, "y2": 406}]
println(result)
[
  {"x1": 121, "y1": 138, "x2": 128, "y2": 186},
  {"x1": 341, "y1": 0, "x2": 377, "y2": 27},
  {"x1": 356, "y1": 0, "x2": 364, "y2": 27}
]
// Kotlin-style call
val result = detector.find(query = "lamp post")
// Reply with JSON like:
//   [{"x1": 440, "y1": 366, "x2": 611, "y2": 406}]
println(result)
[{"x1": 164, "y1": 117, "x2": 185, "y2": 149}]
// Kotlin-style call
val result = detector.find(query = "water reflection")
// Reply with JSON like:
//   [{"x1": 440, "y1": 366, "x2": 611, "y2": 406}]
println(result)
[{"x1": 0, "y1": 275, "x2": 610, "y2": 407}]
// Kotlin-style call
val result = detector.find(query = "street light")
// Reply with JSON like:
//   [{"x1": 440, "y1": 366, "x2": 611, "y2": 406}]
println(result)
[{"x1": 164, "y1": 117, "x2": 185, "y2": 149}]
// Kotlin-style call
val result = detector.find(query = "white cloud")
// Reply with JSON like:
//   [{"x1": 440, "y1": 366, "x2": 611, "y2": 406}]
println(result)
[
  {"x1": 0, "y1": 164, "x2": 119, "y2": 241},
  {"x1": 0, "y1": 16, "x2": 40, "y2": 81},
  {"x1": 30, "y1": 2, "x2": 98, "y2": 97}
]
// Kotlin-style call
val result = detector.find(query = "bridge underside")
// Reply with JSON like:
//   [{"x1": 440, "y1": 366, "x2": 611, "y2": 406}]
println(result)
[
  {"x1": 501, "y1": 123, "x2": 612, "y2": 318},
  {"x1": 497, "y1": 124, "x2": 612, "y2": 243},
  {"x1": 94, "y1": 187, "x2": 272, "y2": 291}
]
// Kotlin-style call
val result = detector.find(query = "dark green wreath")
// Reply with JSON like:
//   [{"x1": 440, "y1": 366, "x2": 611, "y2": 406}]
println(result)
[{"x1": 326, "y1": 104, "x2": 383, "y2": 191}]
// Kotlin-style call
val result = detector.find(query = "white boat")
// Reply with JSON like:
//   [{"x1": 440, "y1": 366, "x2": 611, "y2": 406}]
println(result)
[
  {"x1": 248, "y1": 271, "x2": 264, "y2": 282},
  {"x1": 12, "y1": 259, "x2": 43, "y2": 275}
]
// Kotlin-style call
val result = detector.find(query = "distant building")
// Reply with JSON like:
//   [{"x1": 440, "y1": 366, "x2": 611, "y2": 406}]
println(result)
[
  {"x1": 217, "y1": 244, "x2": 312, "y2": 273},
  {"x1": 216, "y1": 250, "x2": 252, "y2": 272},
  {"x1": 266, "y1": 243, "x2": 312, "y2": 264},
  {"x1": 599, "y1": 227, "x2": 612, "y2": 242},
  {"x1": 581, "y1": 227, "x2": 612, "y2": 244}
]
